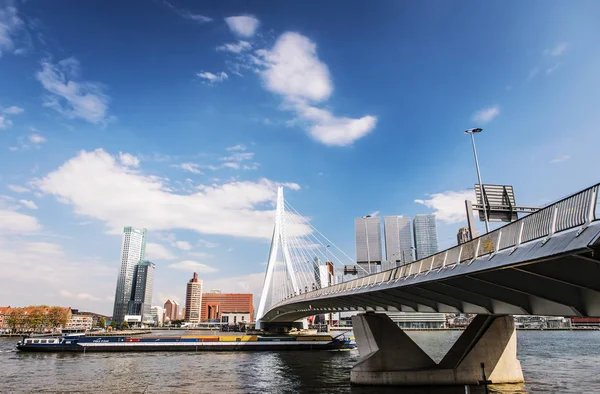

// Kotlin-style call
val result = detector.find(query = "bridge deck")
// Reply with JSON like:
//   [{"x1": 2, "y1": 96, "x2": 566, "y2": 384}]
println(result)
[{"x1": 262, "y1": 184, "x2": 600, "y2": 321}]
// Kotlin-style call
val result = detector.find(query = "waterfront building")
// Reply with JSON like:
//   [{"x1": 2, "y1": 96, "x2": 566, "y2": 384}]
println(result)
[
  {"x1": 383, "y1": 216, "x2": 414, "y2": 267},
  {"x1": 185, "y1": 272, "x2": 203, "y2": 323},
  {"x1": 386, "y1": 312, "x2": 446, "y2": 329},
  {"x1": 355, "y1": 216, "x2": 382, "y2": 274},
  {"x1": 200, "y1": 293, "x2": 253, "y2": 323},
  {"x1": 64, "y1": 314, "x2": 93, "y2": 332},
  {"x1": 112, "y1": 227, "x2": 148, "y2": 324},
  {"x1": 413, "y1": 214, "x2": 439, "y2": 260},
  {"x1": 150, "y1": 306, "x2": 164, "y2": 326},
  {"x1": 129, "y1": 261, "x2": 155, "y2": 323},
  {"x1": 163, "y1": 299, "x2": 179, "y2": 322}
]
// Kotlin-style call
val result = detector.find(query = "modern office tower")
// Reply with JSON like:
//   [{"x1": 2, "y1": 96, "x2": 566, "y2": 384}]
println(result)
[
  {"x1": 384, "y1": 216, "x2": 414, "y2": 267},
  {"x1": 112, "y1": 227, "x2": 148, "y2": 324},
  {"x1": 163, "y1": 299, "x2": 179, "y2": 322},
  {"x1": 312, "y1": 256, "x2": 321, "y2": 290},
  {"x1": 355, "y1": 216, "x2": 382, "y2": 274},
  {"x1": 185, "y1": 272, "x2": 203, "y2": 323},
  {"x1": 413, "y1": 214, "x2": 439, "y2": 260},
  {"x1": 128, "y1": 261, "x2": 155, "y2": 322}
]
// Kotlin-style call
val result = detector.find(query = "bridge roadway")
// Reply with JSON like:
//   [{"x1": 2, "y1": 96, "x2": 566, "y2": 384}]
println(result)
[
  {"x1": 258, "y1": 184, "x2": 600, "y2": 386},
  {"x1": 261, "y1": 185, "x2": 600, "y2": 322}
]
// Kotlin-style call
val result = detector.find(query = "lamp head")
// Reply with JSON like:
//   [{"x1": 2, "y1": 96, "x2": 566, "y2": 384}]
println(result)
[{"x1": 464, "y1": 128, "x2": 483, "y2": 134}]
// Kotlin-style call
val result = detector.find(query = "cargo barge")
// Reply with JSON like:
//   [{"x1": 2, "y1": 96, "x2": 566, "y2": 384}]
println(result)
[{"x1": 16, "y1": 334, "x2": 356, "y2": 352}]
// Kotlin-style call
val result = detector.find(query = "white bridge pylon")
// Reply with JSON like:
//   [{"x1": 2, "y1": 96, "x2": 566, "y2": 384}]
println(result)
[{"x1": 255, "y1": 186, "x2": 367, "y2": 329}]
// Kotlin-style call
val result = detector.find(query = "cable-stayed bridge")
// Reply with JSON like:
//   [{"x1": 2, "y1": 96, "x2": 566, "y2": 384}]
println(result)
[{"x1": 255, "y1": 183, "x2": 600, "y2": 386}]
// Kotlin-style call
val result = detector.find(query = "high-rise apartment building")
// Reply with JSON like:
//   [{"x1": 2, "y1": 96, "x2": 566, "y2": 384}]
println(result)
[
  {"x1": 383, "y1": 216, "x2": 414, "y2": 266},
  {"x1": 184, "y1": 272, "x2": 203, "y2": 323},
  {"x1": 112, "y1": 227, "x2": 148, "y2": 324},
  {"x1": 413, "y1": 214, "x2": 439, "y2": 260},
  {"x1": 163, "y1": 299, "x2": 179, "y2": 322},
  {"x1": 355, "y1": 216, "x2": 382, "y2": 274},
  {"x1": 129, "y1": 261, "x2": 155, "y2": 322}
]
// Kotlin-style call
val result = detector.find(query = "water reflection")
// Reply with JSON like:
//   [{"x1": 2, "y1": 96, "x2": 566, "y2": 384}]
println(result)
[{"x1": 2, "y1": 330, "x2": 600, "y2": 393}]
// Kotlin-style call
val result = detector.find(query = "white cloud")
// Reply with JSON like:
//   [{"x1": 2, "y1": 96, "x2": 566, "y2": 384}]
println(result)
[
  {"x1": 221, "y1": 162, "x2": 240, "y2": 169},
  {"x1": 216, "y1": 40, "x2": 251, "y2": 54},
  {"x1": 35, "y1": 149, "x2": 311, "y2": 239},
  {"x1": 544, "y1": 42, "x2": 568, "y2": 57},
  {"x1": 197, "y1": 71, "x2": 228, "y2": 84},
  {"x1": 415, "y1": 190, "x2": 476, "y2": 224},
  {"x1": 296, "y1": 103, "x2": 377, "y2": 146},
  {"x1": 226, "y1": 144, "x2": 247, "y2": 151},
  {"x1": 36, "y1": 57, "x2": 111, "y2": 124},
  {"x1": 260, "y1": 33, "x2": 332, "y2": 102},
  {"x1": 163, "y1": 1, "x2": 212, "y2": 23},
  {"x1": 2, "y1": 105, "x2": 24, "y2": 115},
  {"x1": 168, "y1": 260, "x2": 218, "y2": 273},
  {"x1": 546, "y1": 63, "x2": 561, "y2": 75},
  {"x1": 526, "y1": 68, "x2": 539, "y2": 82},
  {"x1": 258, "y1": 32, "x2": 377, "y2": 146},
  {"x1": 220, "y1": 151, "x2": 254, "y2": 162},
  {"x1": 0, "y1": 4, "x2": 28, "y2": 57},
  {"x1": 550, "y1": 154, "x2": 570, "y2": 164},
  {"x1": 198, "y1": 239, "x2": 218, "y2": 248},
  {"x1": 59, "y1": 289, "x2": 102, "y2": 302},
  {"x1": 224, "y1": 16, "x2": 260, "y2": 38},
  {"x1": 242, "y1": 163, "x2": 260, "y2": 171},
  {"x1": 118, "y1": 152, "x2": 140, "y2": 167},
  {"x1": 19, "y1": 199, "x2": 38, "y2": 210},
  {"x1": 8, "y1": 184, "x2": 29, "y2": 193},
  {"x1": 28, "y1": 134, "x2": 47, "y2": 144},
  {"x1": 188, "y1": 251, "x2": 213, "y2": 259},
  {"x1": 0, "y1": 114, "x2": 12, "y2": 129},
  {"x1": 471, "y1": 105, "x2": 500, "y2": 125},
  {"x1": 174, "y1": 162, "x2": 203, "y2": 174},
  {"x1": 0, "y1": 195, "x2": 42, "y2": 233},
  {"x1": 0, "y1": 238, "x2": 115, "y2": 312},
  {"x1": 174, "y1": 240, "x2": 192, "y2": 250},
  {"x1": 146, "y1": 242, "x2": 177, "y2": 260}
]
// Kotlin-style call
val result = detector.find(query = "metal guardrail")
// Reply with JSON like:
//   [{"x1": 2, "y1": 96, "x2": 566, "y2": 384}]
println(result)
[{"x1": 271, "y1": 184, "x2": 600, "y2": 309}]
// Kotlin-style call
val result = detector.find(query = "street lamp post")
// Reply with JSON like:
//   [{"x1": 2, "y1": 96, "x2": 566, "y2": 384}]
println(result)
[{"x1": 465, "y1": 128, "x2": 490, "y2": 233}]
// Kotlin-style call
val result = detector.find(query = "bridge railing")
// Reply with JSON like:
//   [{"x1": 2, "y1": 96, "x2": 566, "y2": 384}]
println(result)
[{"x1": 272, "y1": 184, "x2": 599, "y2": 308}]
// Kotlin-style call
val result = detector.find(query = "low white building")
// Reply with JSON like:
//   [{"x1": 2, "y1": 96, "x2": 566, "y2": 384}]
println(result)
[
  {"x1": 221, "y1": 312, "x2": 251, "y2": 325},
  {"x1": 150, "y1": 306, "x2": 164, "y2": 326}
]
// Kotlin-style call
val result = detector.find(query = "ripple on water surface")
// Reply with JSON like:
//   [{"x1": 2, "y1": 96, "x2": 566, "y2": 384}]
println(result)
[{"x1": 1, "y1": 331, "x2": 599, "y2": 393}]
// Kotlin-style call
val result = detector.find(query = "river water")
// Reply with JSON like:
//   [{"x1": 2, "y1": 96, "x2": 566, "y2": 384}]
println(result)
[{"x1": 1, "y1": 330, "x2": 599, "y2": 393}]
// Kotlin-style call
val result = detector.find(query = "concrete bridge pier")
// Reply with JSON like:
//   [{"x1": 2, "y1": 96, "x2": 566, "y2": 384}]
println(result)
[{"x1": 351, "y1": 312, "x2": 524, "y2": 386}]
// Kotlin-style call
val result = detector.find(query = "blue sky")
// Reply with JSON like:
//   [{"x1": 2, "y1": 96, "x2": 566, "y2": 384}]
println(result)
[{"x1": 1, "y1": 0, "x2": 599, "y2": 314}]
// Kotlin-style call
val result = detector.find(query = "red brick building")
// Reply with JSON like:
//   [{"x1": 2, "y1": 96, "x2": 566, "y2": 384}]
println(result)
[{"x1": 200, "y1": 293, "x2": 253, "y2": 323}]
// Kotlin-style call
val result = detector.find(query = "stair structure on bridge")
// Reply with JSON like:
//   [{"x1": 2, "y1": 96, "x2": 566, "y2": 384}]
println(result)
[{"x1": 256, "y1": 183, "x2": 600, "y2": 386}]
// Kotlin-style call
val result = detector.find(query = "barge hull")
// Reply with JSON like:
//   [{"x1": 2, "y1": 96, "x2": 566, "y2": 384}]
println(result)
[{"x1": 16, "y1": 342, "x2": 351, "y2": 352}]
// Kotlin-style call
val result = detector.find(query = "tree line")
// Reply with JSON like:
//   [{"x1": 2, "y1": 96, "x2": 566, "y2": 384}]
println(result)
[{"x1": 4, "y1": 306, "x2": 70, "y2": 333}]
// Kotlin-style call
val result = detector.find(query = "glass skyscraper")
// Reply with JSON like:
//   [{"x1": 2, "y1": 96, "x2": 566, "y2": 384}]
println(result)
[
  {"x1": 112, "y1": 226, "x2": 148, "y2": 324},
  {"x1": 384, "y1": 216, "x2": 414, "y2": 266},
  {"x1": 413, "y1": 214, "x2": 439, "y2": 260},
  {"x1": 129, "y1": 260, "x2": 155, "y2": 323},
  {"x1": 355, "y1": 216, "x2": 382, "y2": 274}
]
